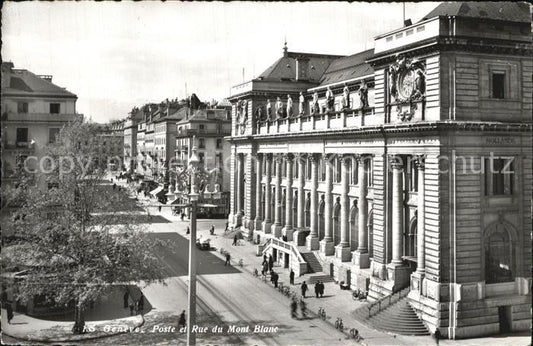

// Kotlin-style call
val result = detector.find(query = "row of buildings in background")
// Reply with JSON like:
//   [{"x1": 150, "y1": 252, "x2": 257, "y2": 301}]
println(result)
[{"x1": 0, "y1": 61, "x2": 233, "y2": 217}]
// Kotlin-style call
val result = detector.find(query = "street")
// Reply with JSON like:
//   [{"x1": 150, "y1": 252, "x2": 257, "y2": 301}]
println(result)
[{"x1": 86, "y1": 208, "x2": 349, "y2": 345}]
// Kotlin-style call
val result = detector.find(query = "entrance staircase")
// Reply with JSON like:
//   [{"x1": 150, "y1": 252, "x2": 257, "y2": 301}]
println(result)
[
  {"x1": 354, "y1": 289, "x2": 429, "y2": 336},
  {"x1": 300, "y1": 252, "x2": 323, "y2": 273}
]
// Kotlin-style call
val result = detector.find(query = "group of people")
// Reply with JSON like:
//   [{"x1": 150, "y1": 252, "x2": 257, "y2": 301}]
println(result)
[
  {"x1": 261, "y1": 254, "x2": 274, "y2": 275},
  {"x1": 314, "y1": 281, "x2": 325, "y2": 298},
  {"x1": 123, "y1": 291, "x2": 145, "y2": 316}
]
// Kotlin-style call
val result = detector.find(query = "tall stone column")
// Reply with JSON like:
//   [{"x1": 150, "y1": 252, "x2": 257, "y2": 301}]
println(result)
[
  {"x1": 271, "y1": 154, "x2": 283, "y2": 237},
  {"x1": 282, "y1": 154, "x2": 294, "y2": 241},
  {"x1": 235, "y1": 153, "x2": 244, "y2": 226},
  {"x1": 387, "y1": 155, "x2": 409, "y2": 291},
  {"x1": 254, "y1": 153, "x2": 263, "y2": 231},
  {"x1": 292, "y1": 154, "x2": 307, "y2": 246},
  {"x1": 320, "y1": 154, "x2": 334, "y2": 255},
  {"x1": 353, "y1": 155, "x2": 369, "y2": 268},
  {"x1": 306, "y1": 154, "x2": 320, "y2": 250},
  {"x1": 262, "y1": 154, "x2": 272, "y2": 233},
  {"x1": 411, "y1": 155, "x2": 426, "y2": 292},
  {"x1": 391, "y1": 157, "x2": 403, "y2": 265},
  {"x1": 296, "y1": 154, "x2": 306, "y2": 229},
  {"x1": 335, "y1": 155, "x2": 351, "y2": 262}
]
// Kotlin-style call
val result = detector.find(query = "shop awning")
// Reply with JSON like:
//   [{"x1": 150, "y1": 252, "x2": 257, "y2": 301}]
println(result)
[{"x1": 149, "y1": 186, "x2": 164, "y2": 196}]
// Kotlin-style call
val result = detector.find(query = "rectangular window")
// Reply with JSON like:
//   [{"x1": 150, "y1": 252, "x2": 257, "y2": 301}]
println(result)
[
  {"x1": 17, "y1": 102, "x2": 28, "y2": 113},
  {"x1": 199, "y1": 138, "x2": 205, "y2": 149},
  {"x1": 484, "y1": 157, "x2": 514, "y2": 196},
  {"x1": 336, "y1": 157, "x2": 342, "y2": 183},
  {"x1": 216, "y1": 139, "x2": 222, "y2": 149},
  {"x1": 352, "y1": 160, "x2": 358, "y2": 185},
  {"x1": 16, "y1": 128, "x2": 29, "y2": 146},
  {"x1": 366, "y1": 157, "x2": 373, "y2": 187},
  {"x1": 49, "y1": 128, "x2": 60, "y2": 143},
  {"x1": 50, "y1": 103, "x2": 60, "y2": 114},
  {"x1": 492, "y1": 73, "x2": 505, "y2": 99},
  {"x1": 199, "y1": 153, "x2": 205, "y2": 165},
  {"x1": 199, "y1": 124, "x2": 205, "y2": 133}
]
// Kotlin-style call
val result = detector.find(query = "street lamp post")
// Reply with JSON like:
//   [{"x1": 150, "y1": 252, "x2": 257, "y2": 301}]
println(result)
[
  {"x1": 173, "y1": 137, "x2": 220, "y2": 346},
  {"x1": 187, "y1": 143, "x2": 200, "y2": 346}
]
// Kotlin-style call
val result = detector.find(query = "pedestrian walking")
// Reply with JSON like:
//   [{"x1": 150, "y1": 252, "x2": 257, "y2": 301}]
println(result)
[
  {"x1": 268, "y1": 254, "x2": 274, "y2": 271},
  {"x1": 158, "y1": 205, "x2": 162, "y2": 213},
  {"x1": 289, "y1": 269, "x2": 295, "y2": 285},
  {"x1": 181, "y1": 212, "x2": 185, "y2": 221},
  {"x1": 314, "y1": 282, "x2": 319, "y2": 298},
  {"x1": 6, "y1": 303, "x2": 13, "y2": 324},
  {"x1": 290, "y1": 297, "x2": 298, "y2": 319},
  {"x1": 186, "y1": 226, "x2": 190, "y2": 235},
  {"x1": 271, "y1": 271, "x2": 279, "y2": 288},
  {"x1": 299, "y1": 297, "x2": 307, "y2": 318},
  {"x1": 225, "y1": 221, "x2": 229, "y2": 232},
  {"x1": 262, "y1": 262, "x2": 268, "y2": 276},
  {"x1": 225, "y1": 252, "x2": 231, "y2": 266},
  {"x1": 123, "y1": 291, "x2": 129, "y2": 308},
  {"x1": 301, "y1": 281, "x2": 308, "y2": 298},
  {"x1": 178, "y1": 310, "x2": 186, "y2": 330},
  {"x1": 210, "y1": 225, "x2": 215, "y2": 235},
  {"x1": 232, "y1": 234, "x2": 238, "y2": 246}
]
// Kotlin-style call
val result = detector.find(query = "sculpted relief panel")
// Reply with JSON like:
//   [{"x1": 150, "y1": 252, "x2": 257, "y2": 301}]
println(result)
[{"x1": 388, "y1": 56, "x2": 426, "y2": 122}]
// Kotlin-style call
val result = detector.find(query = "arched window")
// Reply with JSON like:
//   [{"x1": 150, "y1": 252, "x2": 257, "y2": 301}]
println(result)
[
  {"x1": 405, "y1": 216, "x2": 417, "y2": 258},
  {"x1": 318, "y1": 195, "x2": 325, "y2": 241},
  {"x1": 349, "y1": 202, "x2": 358, "y2": 251},
  {"x1": 304, "y1": 193, "x2": 311, "y2": 228},
  {"x1": 292, "y1": 191, "x2": 298, "y2": 227},
  {"x1": 484, "y1": 222, "x2": 515, "y2": 284},
  {"x1": 333, "y1": 197, "x2": 341, "y2": 245}
]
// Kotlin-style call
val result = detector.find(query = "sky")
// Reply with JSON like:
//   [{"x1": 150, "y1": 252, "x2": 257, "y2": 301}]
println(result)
[{"x1": 2, "y1": 1, "x2": 439, "y2": 123}]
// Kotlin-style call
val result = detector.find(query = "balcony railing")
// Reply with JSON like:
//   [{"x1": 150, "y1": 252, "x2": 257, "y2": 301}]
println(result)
[
  {"x1": 3, "y1": 140, "x2": 35, "y2": 151},
  {"x1": 250, "y1": 107, "x2": 376, "y2": 136}
]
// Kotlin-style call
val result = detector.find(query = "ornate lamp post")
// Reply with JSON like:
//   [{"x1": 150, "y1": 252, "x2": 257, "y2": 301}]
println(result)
[{"x1": 173, "y1": 136, "x2": 221, "y2": 346}]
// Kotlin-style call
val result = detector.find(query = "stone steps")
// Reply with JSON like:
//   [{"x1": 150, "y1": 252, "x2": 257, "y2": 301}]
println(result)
[
  {"x1": 300, "y1": 252, "x2": 323, "y2": 273},
  {"x1": 353, "y1": 296, "x2": 429, "y2": 336},
  {"x1": 307, "y1": 274, "x2": 335, "y2": 285}
]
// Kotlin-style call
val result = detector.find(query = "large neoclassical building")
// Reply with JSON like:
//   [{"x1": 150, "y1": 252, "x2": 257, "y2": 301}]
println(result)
[{"x1": 227, "y1": 2, "x2": 531, "y2": 339}]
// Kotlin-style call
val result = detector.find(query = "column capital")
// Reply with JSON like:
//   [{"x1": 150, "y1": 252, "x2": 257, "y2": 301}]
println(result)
[
  {"x1": 415, "y1": 155, "x2": 425, "y2": 170},
  {"x1": 283, "y1": 153, "x2": 295, "y2": 162},
  {"x1": 389, "y1": 155, "x2": 403, "y2": 169},
  {"x1": 265, "y1": 153, "x2": 273, "y2": 160},
  {"x1": 256, "y1": 152, "x2": 264, "y2": 160},
  {"x1": 274, "y1": 154, "x2": 284, "y2": 163},
  {"x1": 308, "y1": 153, "x2": 321, "y2": 163}
]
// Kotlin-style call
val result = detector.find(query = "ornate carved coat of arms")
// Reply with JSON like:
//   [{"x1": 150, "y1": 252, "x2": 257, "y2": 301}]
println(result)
[{"x1": 388, "y1": 56, "x2": 426, "y2": 121}]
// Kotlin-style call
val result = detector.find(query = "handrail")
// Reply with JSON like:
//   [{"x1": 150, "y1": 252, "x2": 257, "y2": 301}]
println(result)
[
  {"x1": 367, "y1": 287, "x2": 410, "y2": 318},
  {"x1": 262, "y1": 236, "x2": 305, "y2": 264}
]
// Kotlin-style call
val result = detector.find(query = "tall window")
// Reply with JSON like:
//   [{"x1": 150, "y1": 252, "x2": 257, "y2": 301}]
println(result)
[
  {"x1": 351, "y1": 159, "x2": 358, "y2": 185},
  {"x1": 198, "y1": 138, "x2": 205, "y2": 149},
  {"x1": 50, "y1": 103, "x2": 60, "y2": 114},
  {"x1": 17, "y1": 102, "x2": 28, "y2": 113},
  {"x1": 335, "y1": 157, "x2": 342, "y2": 183},
  {"x1": 199, "y1": 124, "x2": 205, "y2": 133},
  {"x1": 366, "y1": 157, "x2": 373, "y2": 187},
  {"x1": 16, "y1": 128, "x2": 29, "y2": 146},
  {"x1": 216, "y1": 139, "x2": 222, "y2": 149},
  {"x1": 484, "y1": 157, "x2": 514, "y2": 196},
  {"x1": 485, "y1": 224, "x2": 514, "y2": 284},
  {"x1": 49, "y1": 128, "x2": 60, "y2": 143},
  {"x1": 492, "y1": 72, "x2": 505, "y2": 99}
]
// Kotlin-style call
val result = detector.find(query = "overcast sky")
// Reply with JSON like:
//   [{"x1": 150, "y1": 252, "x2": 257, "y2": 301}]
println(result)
[{"x1": 3, "y1": 1, "x2": 439, "y2": 123}]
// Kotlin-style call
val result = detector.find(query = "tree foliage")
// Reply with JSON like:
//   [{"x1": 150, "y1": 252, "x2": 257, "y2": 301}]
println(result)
[{"x1": 2, "y1": 120, "x2": 169, "y2": 322}]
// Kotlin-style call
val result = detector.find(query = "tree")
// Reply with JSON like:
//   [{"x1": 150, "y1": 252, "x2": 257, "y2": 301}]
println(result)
[{"x1": 2, "y1": 120, "x2": 170, "y2": 334}]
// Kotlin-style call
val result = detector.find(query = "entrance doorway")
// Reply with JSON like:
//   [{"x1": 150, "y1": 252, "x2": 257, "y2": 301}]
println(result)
[
  {"x1": 284, "y1": 253, "x2": 289, "y2": 268},
  {"x1": 498, "y1": 306, "x2": 512, "y2": 333}
]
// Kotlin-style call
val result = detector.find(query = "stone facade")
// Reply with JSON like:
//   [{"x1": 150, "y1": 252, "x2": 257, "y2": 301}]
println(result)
[{"x1": 227, "y1": 3, "x2": 532, "y2": 339}]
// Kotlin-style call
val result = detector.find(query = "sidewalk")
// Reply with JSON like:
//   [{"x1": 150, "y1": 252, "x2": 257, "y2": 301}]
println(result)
[
  {"x1": 201, "y1": 227, "x2": 530, "y2": 346},
  {"x1": 1, "y1": 308, "x2": 143, "y2": 342}
]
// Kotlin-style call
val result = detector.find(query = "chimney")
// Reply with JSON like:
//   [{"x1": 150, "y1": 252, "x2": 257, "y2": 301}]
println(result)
[
  {"x1": 166, "y1": 98, "x2": 170, "y2": 117},
  {"x1": 296, "y1": 58, "x2": 310, "y2": 81}
]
